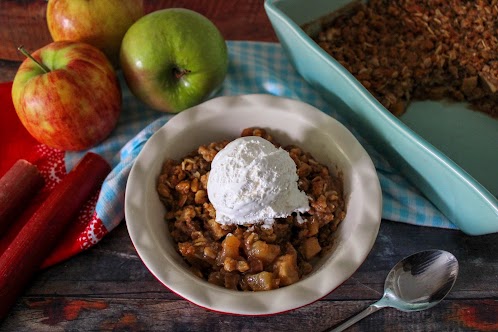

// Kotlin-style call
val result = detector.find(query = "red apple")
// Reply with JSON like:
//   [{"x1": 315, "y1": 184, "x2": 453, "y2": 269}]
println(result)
[
  {"x1": 11, "y1": 41, "x2": 122, "y2": 151},
  {"x1": 46, "y1": 0, "x2": 144, "y2": 67}
]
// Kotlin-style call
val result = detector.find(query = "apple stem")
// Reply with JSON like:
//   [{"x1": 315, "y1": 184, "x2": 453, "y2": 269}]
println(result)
[
  {"x1": 173, "y1": 67, "x2": 191, "y2": 79},
  {"x1": 18, "y1": 46, "x2": 51, "y2": 73}
]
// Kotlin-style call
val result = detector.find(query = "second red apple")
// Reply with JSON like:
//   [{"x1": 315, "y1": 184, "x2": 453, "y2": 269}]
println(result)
[{"x1": 46, "y1": 0, "x2": 144, "y2": 67}]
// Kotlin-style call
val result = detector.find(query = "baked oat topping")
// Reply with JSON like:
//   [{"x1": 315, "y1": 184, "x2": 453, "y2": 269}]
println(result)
[
  {"x1": 311, "y1": 0, "x2": 498, "y2": 118},
  {"x1": 157, "y1": 128, "x2": 346, "y2": 291}
]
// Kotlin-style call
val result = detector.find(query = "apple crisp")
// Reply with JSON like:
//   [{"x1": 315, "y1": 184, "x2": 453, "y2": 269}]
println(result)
[
  {"x1": 157, "y1": 128, "x2": 346, "y2": 291},
  {"x1": 309, "y1": 0, "x2": 498, "y2": 118}
]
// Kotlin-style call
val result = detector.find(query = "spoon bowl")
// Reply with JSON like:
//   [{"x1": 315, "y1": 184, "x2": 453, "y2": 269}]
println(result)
[{"x1": 328, "y1": 250, "x2": 459, "y2": 332}]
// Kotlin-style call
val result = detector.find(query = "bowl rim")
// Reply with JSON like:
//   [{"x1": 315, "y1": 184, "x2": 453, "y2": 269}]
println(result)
[{"x1": 125, "y1": 94, "x2": 382, "y2": 315}]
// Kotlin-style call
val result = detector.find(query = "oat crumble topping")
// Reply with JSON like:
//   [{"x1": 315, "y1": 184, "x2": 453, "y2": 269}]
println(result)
[{"x1": 311, "y1": 0, "x2": 498, "y2": 118}]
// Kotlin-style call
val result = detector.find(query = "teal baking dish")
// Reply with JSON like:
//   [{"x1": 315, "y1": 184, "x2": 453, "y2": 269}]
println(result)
[{"x1": 265, "y1": 0, "x2": 498, "y2": 235}]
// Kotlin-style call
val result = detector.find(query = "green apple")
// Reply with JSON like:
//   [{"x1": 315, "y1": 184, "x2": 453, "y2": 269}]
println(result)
[
  {"x1": 120, "y1": 8, "x2": 229, "y2": 113},
  {"x1": 47, "y1": 0, "x2": 144, "y2": 67}
]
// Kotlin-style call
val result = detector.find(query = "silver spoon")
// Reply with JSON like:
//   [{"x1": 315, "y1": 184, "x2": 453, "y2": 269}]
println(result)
[{"x1": 327, "y1": 249, "x2": 459, "y2": 332}]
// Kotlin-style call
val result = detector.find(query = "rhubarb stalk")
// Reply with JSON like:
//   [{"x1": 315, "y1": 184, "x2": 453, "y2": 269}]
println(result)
[
  {"x1": 0, "y1": 152, "x2": 111, "y2": 319},
  {"x1": 0, "y1": 159, "x2": 44, "y2": 236}
]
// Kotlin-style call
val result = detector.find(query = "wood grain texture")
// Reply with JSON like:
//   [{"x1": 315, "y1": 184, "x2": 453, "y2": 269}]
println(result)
[
  {"x1": 4, "y1": 298, "x2": 497, "y2": 332},
  {"x1": 0, "y1": 1, "x2": 53, "y2": 62},
  {"x1": 0, "y1": 221, "x2": 497, "y2": 331}
]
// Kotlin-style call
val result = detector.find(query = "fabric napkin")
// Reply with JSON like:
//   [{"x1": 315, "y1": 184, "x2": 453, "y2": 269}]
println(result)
[{"x1": 1, "y1": 41, "x2": 457, "y2": 267}]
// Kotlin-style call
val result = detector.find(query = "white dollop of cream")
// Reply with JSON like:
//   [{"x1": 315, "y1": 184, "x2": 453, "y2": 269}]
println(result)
[{"x1": 207, "y1": 136, "x2": 310, "y2": 228}]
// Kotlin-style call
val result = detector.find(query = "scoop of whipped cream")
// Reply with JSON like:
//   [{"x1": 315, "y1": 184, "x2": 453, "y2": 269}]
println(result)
[{"x1": 207, "y1": 136, "x2": 310, "y2": 227}]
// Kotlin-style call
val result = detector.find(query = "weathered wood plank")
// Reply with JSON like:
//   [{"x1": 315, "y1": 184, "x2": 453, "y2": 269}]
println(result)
[{"x1": 2, "y1": 298, "x2": 496, "y2": 332}]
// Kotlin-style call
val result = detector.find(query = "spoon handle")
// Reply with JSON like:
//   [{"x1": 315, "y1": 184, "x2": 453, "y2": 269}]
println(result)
[{"x1": 326, "y1": 304, "x2": 383, "y2": 332}]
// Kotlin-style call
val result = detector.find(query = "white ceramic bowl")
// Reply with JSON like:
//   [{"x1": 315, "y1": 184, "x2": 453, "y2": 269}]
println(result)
[{"x1": 125, "y1": 94, "x2": 382, "y2": 315}]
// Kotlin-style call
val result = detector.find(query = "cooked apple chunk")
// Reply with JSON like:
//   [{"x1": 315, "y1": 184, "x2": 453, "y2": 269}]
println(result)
[{"x1": 299, "y1": 237, "x2": 321, "y2": 260}]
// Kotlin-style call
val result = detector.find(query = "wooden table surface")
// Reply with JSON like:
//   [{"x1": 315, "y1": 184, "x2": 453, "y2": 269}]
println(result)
[{"x1": 1, "y1": 1, "x2": 497, "y2": 331}]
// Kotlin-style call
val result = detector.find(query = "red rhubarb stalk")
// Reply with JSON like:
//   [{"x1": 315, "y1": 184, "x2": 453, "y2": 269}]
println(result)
[
  {"x1": 0, "y1": 159, "x2": 44, "y2": 236},
  {"x1": 0, "y1": 152, "x2": 110, "y2": 319}
]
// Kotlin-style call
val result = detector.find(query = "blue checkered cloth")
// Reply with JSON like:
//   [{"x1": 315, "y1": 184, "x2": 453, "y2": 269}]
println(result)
[{"x1": 66, "y1": 41, "x2": 457, "y2": 233}]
